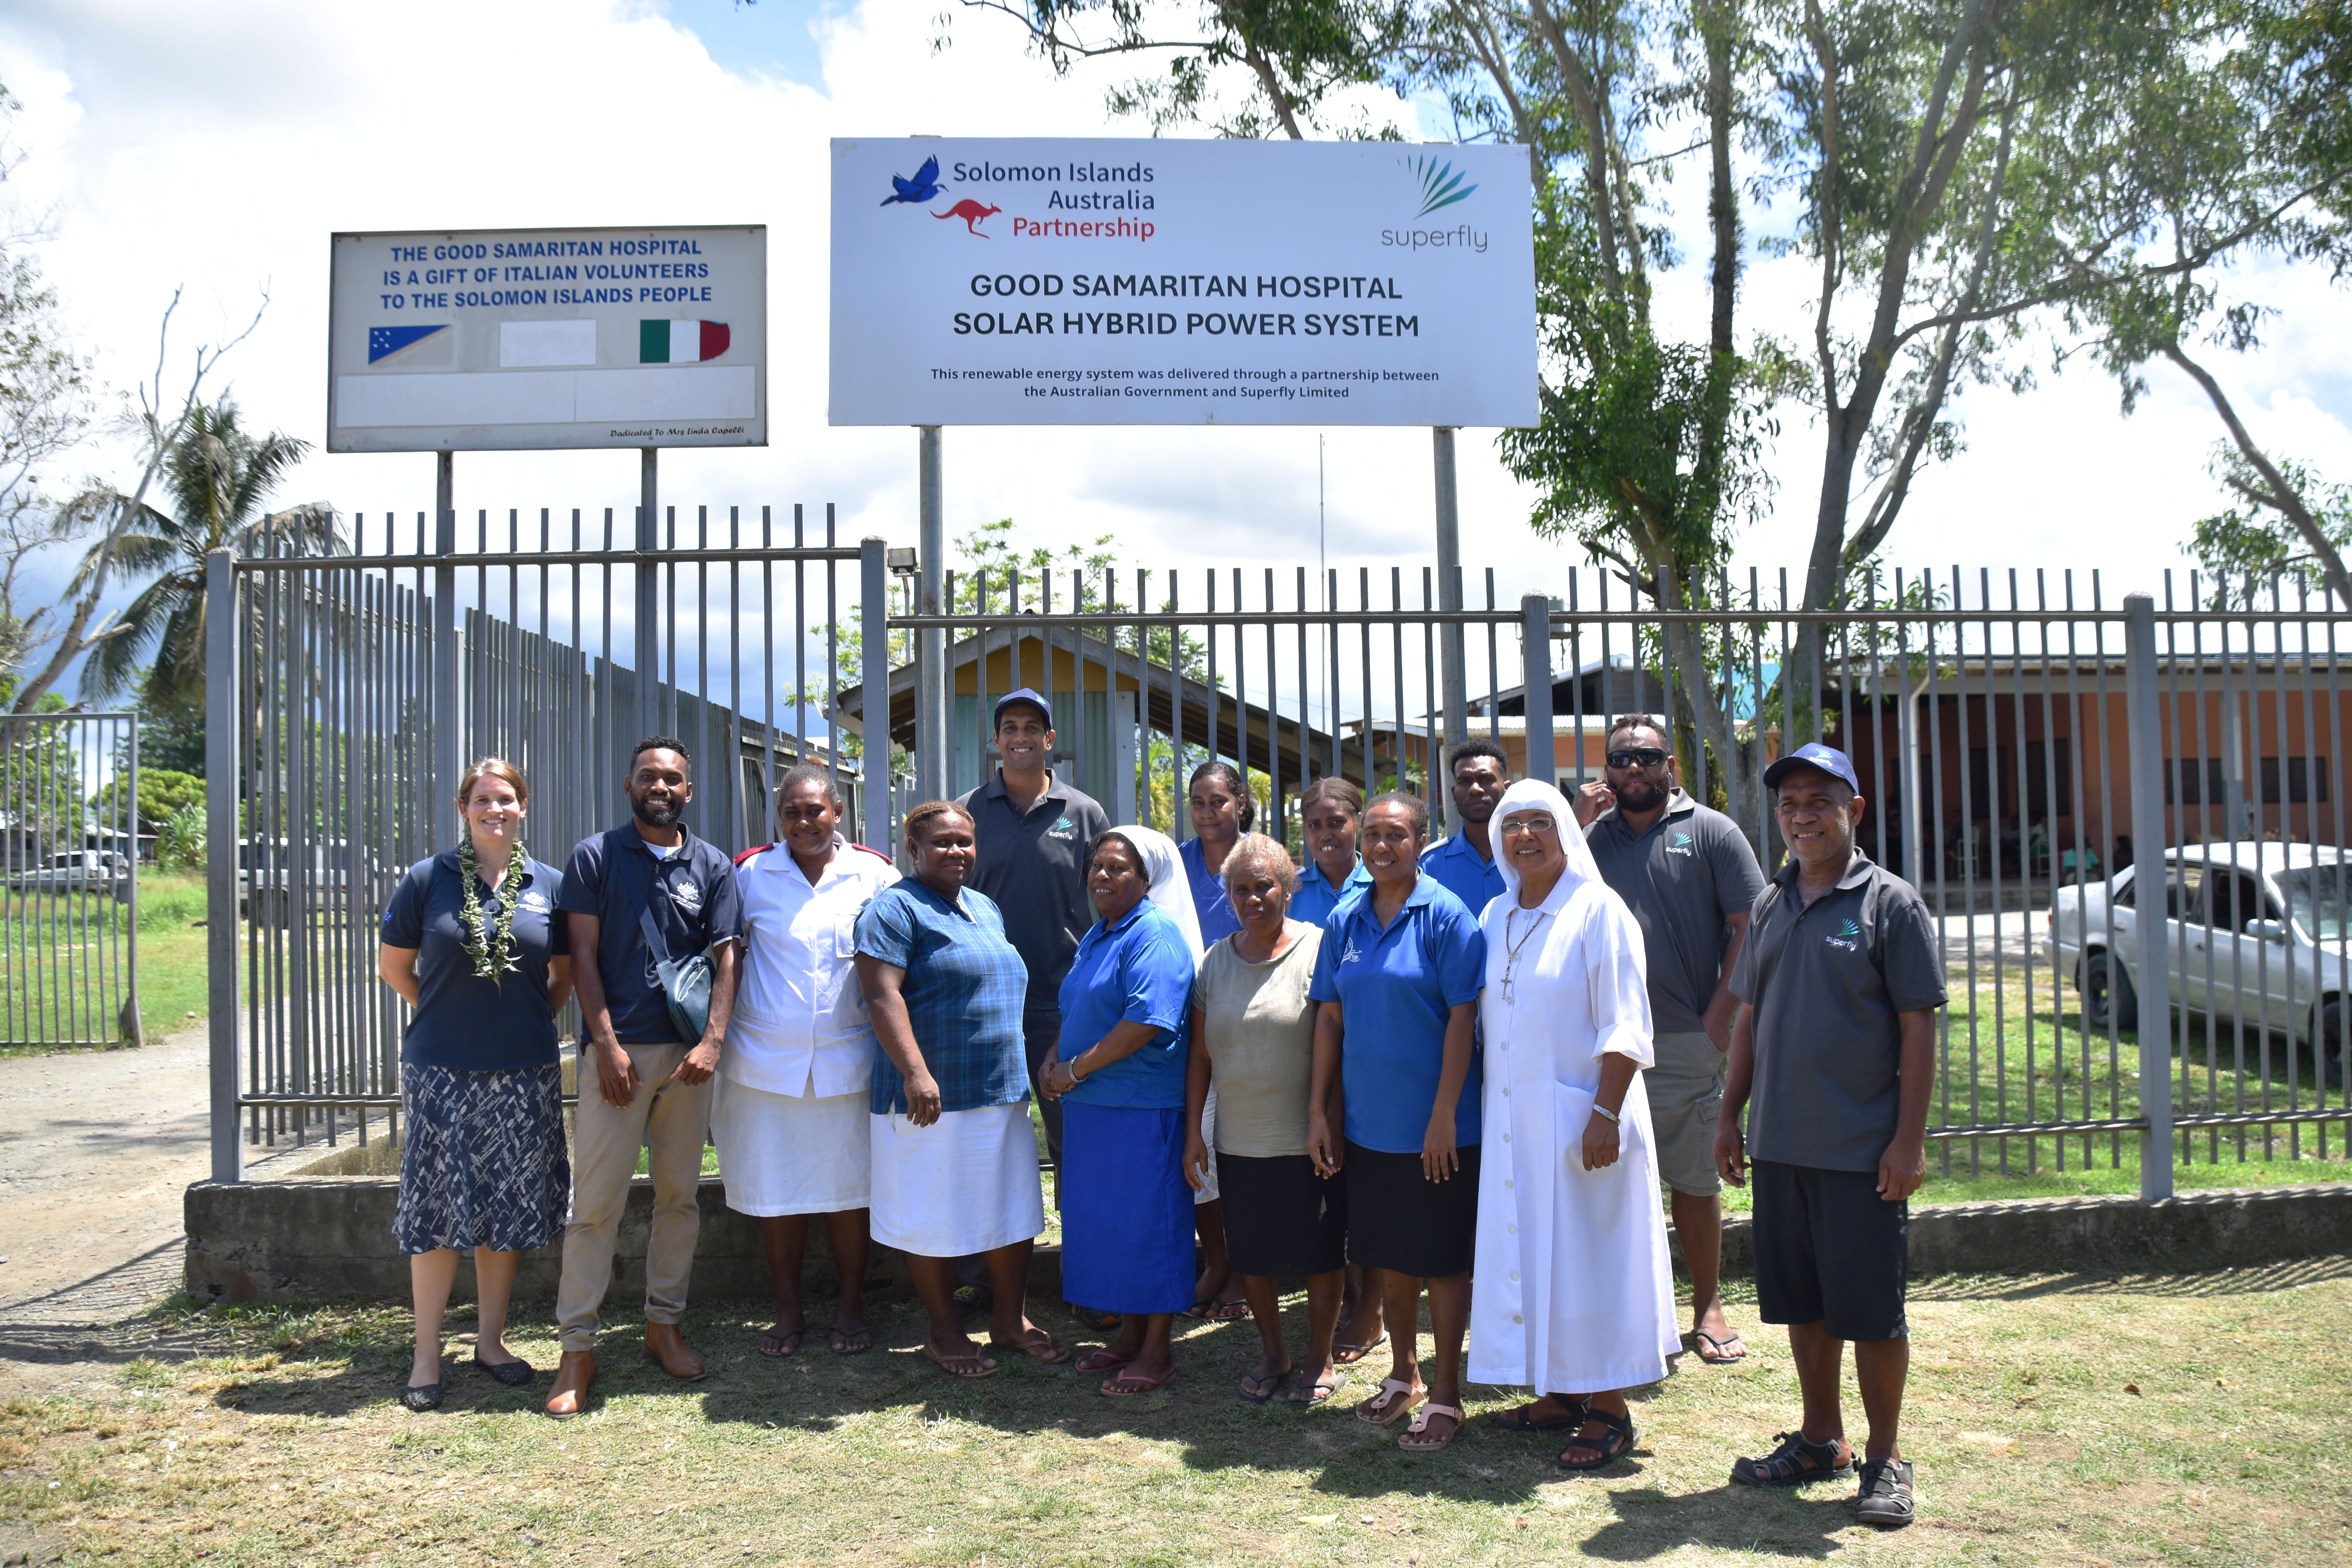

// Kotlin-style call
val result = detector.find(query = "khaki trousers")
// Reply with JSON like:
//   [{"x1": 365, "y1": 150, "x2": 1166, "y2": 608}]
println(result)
[{"x1": 555, "y1": 1043, "x2": 712, "y2": 1352}]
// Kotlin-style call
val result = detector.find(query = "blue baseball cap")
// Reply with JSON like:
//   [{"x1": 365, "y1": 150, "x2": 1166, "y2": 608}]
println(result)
[
  {"x1": 1763, "y1": 742, "x2": 1861, "y2": 796},
  {"x1": 992, "y1": 688, "x2": 1053, "y2": 728}
]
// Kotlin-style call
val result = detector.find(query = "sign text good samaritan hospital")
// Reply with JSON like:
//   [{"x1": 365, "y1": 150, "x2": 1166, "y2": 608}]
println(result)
[{"x1": 828, "y1": 139, "x2": 1535, "y2": 428}]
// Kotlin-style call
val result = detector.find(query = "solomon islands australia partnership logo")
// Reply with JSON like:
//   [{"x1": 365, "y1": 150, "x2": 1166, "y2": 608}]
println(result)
[{"x1": 879, "y1": 154, "x2": 1001, "y2": 237}]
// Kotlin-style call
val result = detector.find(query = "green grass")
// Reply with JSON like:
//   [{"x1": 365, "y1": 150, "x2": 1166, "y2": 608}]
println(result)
[
  {"x1": 6, "y1": 1265, "x2": 2349, "y2": 1565},
  {"x1": 1, "y1": 873, "x2": 214, "y2": 1053}
]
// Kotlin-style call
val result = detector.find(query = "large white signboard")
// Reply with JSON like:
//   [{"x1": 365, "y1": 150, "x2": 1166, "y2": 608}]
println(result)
[
  {"x1": 829, "y1": 140, "x2": 1534, "y2": 426},
  {"x1": 328, "y1": 225, "x2": 766, "y2": 452}
]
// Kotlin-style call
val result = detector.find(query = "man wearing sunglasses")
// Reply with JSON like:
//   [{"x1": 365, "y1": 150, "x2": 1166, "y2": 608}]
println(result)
[{"x1": 1571, "y1": 715, "x2": 1764, "y2": 1368}]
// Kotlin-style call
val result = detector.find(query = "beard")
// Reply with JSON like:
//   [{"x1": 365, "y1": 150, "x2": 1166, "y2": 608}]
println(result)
[
  {"x1": 1615, "y1": 775, "x2": 1669, "y2": 813},
  {"x1": 633, "y1": 794, "x2": 683, "y2": 829}
]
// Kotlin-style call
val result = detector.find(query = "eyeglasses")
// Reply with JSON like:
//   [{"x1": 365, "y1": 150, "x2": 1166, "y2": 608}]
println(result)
[
  {"x1": 1606, "y1": 747, "x2": 1670, "y2": 771},
  {"x1": 1497, "y1": 815, "x2": 1557, "y2": 837}
]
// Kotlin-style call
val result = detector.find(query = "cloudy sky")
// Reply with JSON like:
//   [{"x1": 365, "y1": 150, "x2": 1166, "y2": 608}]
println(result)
[{"x1": 4, "y1": 0, "x2": 2349, "y2": 648}]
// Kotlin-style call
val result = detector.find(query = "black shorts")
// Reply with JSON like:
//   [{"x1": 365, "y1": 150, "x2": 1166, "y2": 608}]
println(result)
[{"x1": 1750, "y1": 1159, "x2": 1908, "y2": 1341}]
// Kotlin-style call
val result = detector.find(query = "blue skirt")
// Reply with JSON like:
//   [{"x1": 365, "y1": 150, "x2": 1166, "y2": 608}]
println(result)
[
  {"x1": 393, "y1": 1062, "x2": 570, "y2": 1255},
  {"x1": 1059, "y1": 1102, "x2": 1195, "y2": 1314}
]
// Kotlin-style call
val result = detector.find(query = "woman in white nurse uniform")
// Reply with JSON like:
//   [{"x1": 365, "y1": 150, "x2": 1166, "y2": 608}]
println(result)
[{"x1": 1467, "y1": 778, "x2": 1680, "y2": 1472}]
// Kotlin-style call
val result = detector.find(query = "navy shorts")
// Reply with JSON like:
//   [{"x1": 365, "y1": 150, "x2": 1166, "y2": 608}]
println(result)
[{"x1": 1750, "y1": 1159, "x2": 1908, "y2": 1341}]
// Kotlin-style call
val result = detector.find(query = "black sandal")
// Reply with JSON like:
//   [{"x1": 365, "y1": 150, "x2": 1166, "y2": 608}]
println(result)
[
  {"x1": 399, "y1": 1382, "x2": 443, "y2": 1412},
  {"x1": 1493, "y1": 1397, "x2": 1588, "y2": 1433},
  {"x1": 1853, "y1": 1458, "x2": 1916, "y2": 1527},
  {"x1": 1730, "y1": 1429, "x2": 1856, "y2": 1486},
  {"x1": 1554, "y1": 1408, "x2": 1637, "y2": 1472},
  {"x1": 473, "y1": 1354, "x2": 534, "y2": 1387}
]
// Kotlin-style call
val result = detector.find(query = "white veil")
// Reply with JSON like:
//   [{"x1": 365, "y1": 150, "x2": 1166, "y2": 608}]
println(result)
[
  {"x1": 1103, "y1": 824, "x2": 1206, "y2": 960},
  {"x1": 1491, "y1": 778, "x2": 1604, "y2": 904}
]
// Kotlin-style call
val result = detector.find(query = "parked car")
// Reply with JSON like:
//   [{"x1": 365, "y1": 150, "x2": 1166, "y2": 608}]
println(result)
[
  {"x1": 237, "y1": 837, "x2": 391, "y2": 925},
  {"x1": 4, "y1": 849, "x2": 133, "y2": 899},
  {"x1": 2047, "y1": 840, "x2": 2350, "y2": 1085}
]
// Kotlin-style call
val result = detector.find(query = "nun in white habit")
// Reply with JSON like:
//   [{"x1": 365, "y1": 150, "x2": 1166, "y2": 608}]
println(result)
[{"x1": 1466, "y1": 777, "x2": 1681, "y2": 1472}]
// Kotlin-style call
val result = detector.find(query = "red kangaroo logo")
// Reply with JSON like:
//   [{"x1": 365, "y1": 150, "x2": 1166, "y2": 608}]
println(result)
[{"x1": 933, "y1": 200, "x2": 1001, "y2": 237}]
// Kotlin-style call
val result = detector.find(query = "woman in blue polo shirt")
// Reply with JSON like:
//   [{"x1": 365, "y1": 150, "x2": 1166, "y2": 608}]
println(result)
[
  {"x1": 378, "y1": 757, "x2": 572, "y2": 1412},
  {"x1": 1042, "y1": 824, "x2": 1204, "y2": 1396},
  {"x1": 1307, "y1": 791, "x2": 1486, "y2": 1452}
]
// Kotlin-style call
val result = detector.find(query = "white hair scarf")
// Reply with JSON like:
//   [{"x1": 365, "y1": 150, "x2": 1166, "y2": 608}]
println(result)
[
  {"x1": 1101, "y1": 824, "x2": 1206, "y2": 961},
  {"x1": 1491, "y1": 777, "x2": 1604, "y2": 904}
]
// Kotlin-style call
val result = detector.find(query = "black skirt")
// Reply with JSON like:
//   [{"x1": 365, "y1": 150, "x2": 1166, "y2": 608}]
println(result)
[
  {"x1": 1217, "y1": 1151, "x2": 1348, "y2": 1277},
  {"x1": 1342, "y1": 1140, "x2": 1481, "y2": 1278}
]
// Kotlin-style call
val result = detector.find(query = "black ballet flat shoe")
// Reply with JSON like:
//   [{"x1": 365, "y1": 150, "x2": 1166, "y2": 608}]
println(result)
[
  {"x1": 400, "y1": 1382, "x2": 444, "y2": 1412},
  {"x1": 473, "y1": 1354, "x2": 535, "y2": 1388}
]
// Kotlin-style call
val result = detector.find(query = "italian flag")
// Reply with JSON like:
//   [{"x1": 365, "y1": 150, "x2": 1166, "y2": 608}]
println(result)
[{"x1": 639, "y1": 319, "x2": 730, "y2": 363}]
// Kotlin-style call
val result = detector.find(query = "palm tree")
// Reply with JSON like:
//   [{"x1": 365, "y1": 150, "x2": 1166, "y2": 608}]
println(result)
[{"x1": 67, "y1": 398, "x2": 340, "y2": 703}]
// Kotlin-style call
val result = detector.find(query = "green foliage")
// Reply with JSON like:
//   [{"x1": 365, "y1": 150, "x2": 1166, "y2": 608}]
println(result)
[
  {"x1": 153, "y1": 802, "x2": 205, "y2": 872},
  {"x1": 131, "y1": 670, "x2": 205, "y2": 775},
  {"x1": 2185, "y1": 445, "x2": 2352, "y2": 607},
  {"x1": 89, "y1": 765, "x2": 203, "y2": 826}
]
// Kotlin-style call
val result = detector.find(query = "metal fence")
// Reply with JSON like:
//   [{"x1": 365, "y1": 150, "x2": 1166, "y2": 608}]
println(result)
[
  {"x1": 206, "y1": 531, "x2": 2352, "y2": 1200},
  {"x1": 2, "y1": 712, "x2": 141, "y2": 1048}
]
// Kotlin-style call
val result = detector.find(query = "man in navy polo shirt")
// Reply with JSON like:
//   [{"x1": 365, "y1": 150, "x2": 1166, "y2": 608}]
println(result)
[
  {"x1": 1716, "y1": 743, "x2": 1944, "y2": 1527},
  {"x1": 546, "y1": 736, "x2": 743, "y2": 1418},
  {"x1": 1418, "y1": 738, "x2": 1508, "y2": 918}
]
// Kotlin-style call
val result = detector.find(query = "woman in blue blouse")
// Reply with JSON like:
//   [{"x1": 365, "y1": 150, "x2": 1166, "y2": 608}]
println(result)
[
  {"x1": 1042, "y1": 825, "x2": 1203, "y2": 1396},
  {"x1": 378, "y1": 758, "x2": 573, "y2": 1412},
  {"x1": 1307, "y1": 791, "x2": 1486, "y2": 1452},
  {"x1": 855, "y1": 800, "x2": 1067, "y2": 1380}
]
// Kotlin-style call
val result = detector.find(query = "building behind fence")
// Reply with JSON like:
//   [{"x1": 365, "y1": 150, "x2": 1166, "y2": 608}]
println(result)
[{"x1": 201, "y1": 519, "x2": 2352, "y2": 1204}]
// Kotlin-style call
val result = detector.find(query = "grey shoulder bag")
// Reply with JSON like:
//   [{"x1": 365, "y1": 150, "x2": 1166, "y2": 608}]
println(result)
[{"x1": 637, "y1": 898, "x2": 713, "y2": 1045}]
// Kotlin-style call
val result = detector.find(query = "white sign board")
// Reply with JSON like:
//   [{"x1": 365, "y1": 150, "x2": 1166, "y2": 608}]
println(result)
[
  {"x1": 828, "y1": 139, "x2": 1534, "y2": 426},
  {"x1": 327, "y1": 226, "x2": 766, "y2": 452}
]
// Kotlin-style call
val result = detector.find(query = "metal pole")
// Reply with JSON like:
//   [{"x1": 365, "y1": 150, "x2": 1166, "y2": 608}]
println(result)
[
  {"x1": 915, "y1": 426, "x2": 947, "y2": 801},
  {"x1": 859, "y1": 537, "x2": 892, "y2": 853},
  {"x1": 1521, "y1": 592, "x2": 1556, "y2": 786},
  {"x1": 1433, "y1": 427, "x2": 1468, "y2": 760},
  {"x1": 433, "y1": 456, "x2": 460, "y2": 827},
  {"x1": 636, "y1": 447, "x2": 660, "y2": 748},
  {"x1": 2124, "y1": 592, "x2": 2174, "y2": 1201},
  {"x1": 204, "y1": 548, "x2": 241, "y2": 1183},
  {"x1": 123, "y1": 713, "x2": 143, "y2": 1047}
]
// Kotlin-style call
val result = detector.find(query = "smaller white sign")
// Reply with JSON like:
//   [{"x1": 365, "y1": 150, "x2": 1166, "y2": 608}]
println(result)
[{"x1": 327, "y1": 226, "x2": 766, "y2": 453}]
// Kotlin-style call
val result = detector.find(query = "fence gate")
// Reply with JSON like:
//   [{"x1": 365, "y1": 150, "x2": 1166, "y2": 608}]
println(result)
[
  {"x1": 204, "y1": 508, "x2": 885, "y2": 1178},
  {"x1": 2, "y1": 711, "x2": 141, "y2": 1049}
]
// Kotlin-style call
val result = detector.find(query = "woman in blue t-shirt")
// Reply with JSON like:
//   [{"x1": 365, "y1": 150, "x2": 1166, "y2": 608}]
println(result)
[
  {"x1": 377, "y1": 758, "x2": 573, "y2": 1412},
  {"x1": 1307, "y1": 791, "x2": 1486, "y2": 1452},
  {"x1": 1042, "y1": 824, "x2": 1204, "y2": 1396}
]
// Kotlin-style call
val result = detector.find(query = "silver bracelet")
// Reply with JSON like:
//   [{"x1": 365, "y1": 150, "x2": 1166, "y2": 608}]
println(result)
[{"x1": 1592, "y1": 1102, "x2": 1620, "y2": 1125}]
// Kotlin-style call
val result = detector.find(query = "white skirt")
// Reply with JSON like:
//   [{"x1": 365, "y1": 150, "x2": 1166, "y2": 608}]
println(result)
[
  {"x1": 1193, "y1": 1088, "x2": 1220, "y2": 1205},
  {"x1": 870, "y1": 1101, "x2": 1046, "y2": 1258},
  {"x1": 710, "y1": 1076, "x2": 871, "y2": 1217}
]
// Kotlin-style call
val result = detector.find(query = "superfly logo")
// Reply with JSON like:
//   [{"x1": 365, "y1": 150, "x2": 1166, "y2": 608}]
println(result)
[
  {"x1": 1667, "y1": 830, "x2": 1695, "y2": 858},
  {"x1": 1826, "y1": 916, "x2": 1861, "y2": 952}
]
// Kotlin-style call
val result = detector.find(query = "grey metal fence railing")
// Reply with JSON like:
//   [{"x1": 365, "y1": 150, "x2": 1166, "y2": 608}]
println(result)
[
  {"x1": 203, "y1": 510, "x2": 888, "y2": 1178},
  {"x1": 2, "y1": 711, "x2": 141, "y2": 1049}
]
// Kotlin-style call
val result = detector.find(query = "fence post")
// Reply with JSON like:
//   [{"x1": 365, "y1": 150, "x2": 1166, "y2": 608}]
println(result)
[
  {"x1": 914, "y1": 426, "x2": 947, "y2": 802},
  {"x1": 1521, "y1": 593, "x2": 1555, "y2": 787},
  {"x1": 1433, "y1": 427, "x2": 1468, "y2": 760},
  {"x1": 204, "y1": 548, "x2": 242, "y2": 1183},
  {"x1": 859, "y1": 536, "x2": 891, "y2": 855},
  {"x1": 2123, "y1": 592, "x2": 2174, "y2": 1201},
  {"x1": 433, "y1": 480, "x2": 460, "y2": 818}
]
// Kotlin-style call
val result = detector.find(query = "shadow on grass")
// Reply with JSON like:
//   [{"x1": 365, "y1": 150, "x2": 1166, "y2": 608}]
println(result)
[
  {"x1": 1913, "y1": 1251, "x2": 2352, "y2": 1300},
  {"x1": 1578, "y1": 1483, "x2": 1855, "y2": 1561}
]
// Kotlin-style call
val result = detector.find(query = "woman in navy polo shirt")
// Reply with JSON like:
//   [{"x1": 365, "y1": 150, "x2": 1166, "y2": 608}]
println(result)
[
  {"x1": 1042, "y1": 824, "x2": 1204, "y2": 1396},
  {"x1": 378, "y1": 757, "x2": 573, "y2": 1412},
  {"x1": 1307, "y1": 791, "x2": 1486, "y2": 1452}
]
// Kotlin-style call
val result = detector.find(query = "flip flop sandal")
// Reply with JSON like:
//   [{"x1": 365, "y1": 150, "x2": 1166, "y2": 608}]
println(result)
[
  {"x1": 1074, "y1": 1348, "x2": 1134, "y2": 1374},
  {"x1": 1331, "y1": 1331, "x2": 1387, "y2": 1365},
  {"x1": 989, "y1": 1330, "x2": 1073, "y2": 1365},
  {"x1": 755, "y1": 1327, "x2": 805, "y2": 1359},
  {"x1": 1555, "y1": 1408, "x2": 1638, "y2": 1472},
  {"x1": 1730, "y1": 1429, "x2": 1855, "y2": 1487},
  {"x1": 1288, "y1": 1369, "x2": 1344, "y2": 1407},
  {"x1": 1691, "y1": 1327, "x2": 1749, "y2": 1363},
  {"x1": 1492, "y1": 1398, "x2": 1588, "y2": 1434},
  {"x1": 1191, "y1": 1297, "x2": 1250, "y2": 1321},
  {"x1": 1238, "y1": 1370, "x2": 1290, "y2": 1403},
  {"x1": 1398, "y1": 1403, "x2": 1463, "y2": 1452},
  {"x1": 1069, "y1": 1305, "x2": 1122, "y2": 1330},
  {"x1": 918, "y1": 1343, "x2": 998, "y2": 1380},
  {"x1": 1354, "y1": 1377, "x2": 1425, "y2": 1426},
  {"x1": 1100, "y1": 1367, "x2": 1176, "y2": 1397},
  {"x1": 829, "y1": 1325, "x2": 875, "y2": 1356}
]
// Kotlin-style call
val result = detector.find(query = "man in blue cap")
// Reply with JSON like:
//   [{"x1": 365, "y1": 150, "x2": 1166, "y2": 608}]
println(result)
[
  {"x1": 955, "y1": 689, "x2": 1110, "y2": 1178},
  {"x1": 1715, "y1": 742, "x2": 1944, "y2": 1529}
]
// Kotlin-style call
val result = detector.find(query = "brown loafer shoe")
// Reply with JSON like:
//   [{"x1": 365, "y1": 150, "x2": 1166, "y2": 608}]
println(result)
[
  {"x1": 643, "y1": 1323, "x2": 707, "y2": 1381},
  {"x1": 544, "y1": 1350, "x2": 596, "y2": 1419}
]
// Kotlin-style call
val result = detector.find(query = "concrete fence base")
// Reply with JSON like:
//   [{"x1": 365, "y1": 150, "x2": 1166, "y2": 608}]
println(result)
[{"x1": 183, "y1": 1177, "x2": 2352, "y2": 1307}]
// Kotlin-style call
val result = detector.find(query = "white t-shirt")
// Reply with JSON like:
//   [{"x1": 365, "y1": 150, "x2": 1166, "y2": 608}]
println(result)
[{"x1": 722, "y1": 836, "x2": 899, "y2": 1098}]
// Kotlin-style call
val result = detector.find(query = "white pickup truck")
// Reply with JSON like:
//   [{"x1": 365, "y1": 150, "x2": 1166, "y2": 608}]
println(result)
[{"x1": 2046, "y1": 840, "x2": 2350, "y2": 1085}]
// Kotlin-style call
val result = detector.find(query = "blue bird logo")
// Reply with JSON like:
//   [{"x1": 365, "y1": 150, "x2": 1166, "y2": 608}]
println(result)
[{"x1": 882, "y1": 155, "x2": 947, "y2": 207}]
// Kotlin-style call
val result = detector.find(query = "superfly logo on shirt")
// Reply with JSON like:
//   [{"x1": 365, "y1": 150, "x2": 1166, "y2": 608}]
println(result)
[
  {"x1": 1669, "y1": 831, "x2": 1695, "y2": 856},
  {"x1": 1047, "y1": 815, "x2": 1078, "y2": 840},
  {"x1": 1828, "y1": 917, "x2": 1861, "y2": 951}
]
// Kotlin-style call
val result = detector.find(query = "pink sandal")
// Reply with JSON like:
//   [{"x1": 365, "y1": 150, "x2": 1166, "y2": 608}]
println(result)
[{"x1": 1398, "y1": 1402, "x2": 1463, "y2": 1452}]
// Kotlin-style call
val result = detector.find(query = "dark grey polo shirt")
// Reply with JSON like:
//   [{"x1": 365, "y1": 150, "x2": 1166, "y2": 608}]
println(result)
[
  {"x1": 1586, "y1": 790, "x2": 1765, "y2": 1035},
  {"x1": 1730, "y1": 851, "x2": 1947, "y2": 1172},
  {"x1": 956, "y1": 769, "x2": 1111, "y2": 1017}
]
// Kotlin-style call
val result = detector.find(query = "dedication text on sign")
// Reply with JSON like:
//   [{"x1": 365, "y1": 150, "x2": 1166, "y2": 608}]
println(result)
[
  {"x1": 327, "y1": 225, "x2": 768, "y2": 452},
  {"x1": 828, "y1": 140, "x2": 1535, "y2": 428}
]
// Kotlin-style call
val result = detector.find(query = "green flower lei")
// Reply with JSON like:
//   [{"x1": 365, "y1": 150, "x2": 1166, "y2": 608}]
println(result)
[{"x1": 457, "y1": 835, "x2": 530, "y2": 984}]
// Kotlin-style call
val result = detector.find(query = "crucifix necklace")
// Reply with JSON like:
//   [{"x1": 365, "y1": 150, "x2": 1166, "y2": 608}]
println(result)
[{"x1": 1501, "y1": 906, "x2": 1550, "y2": 1004}]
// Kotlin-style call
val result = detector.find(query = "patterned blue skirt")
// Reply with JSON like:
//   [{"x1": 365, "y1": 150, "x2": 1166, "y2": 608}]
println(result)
[{"x1": 393, "y1": 1062, "x2": 570, "y2": 1255}]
